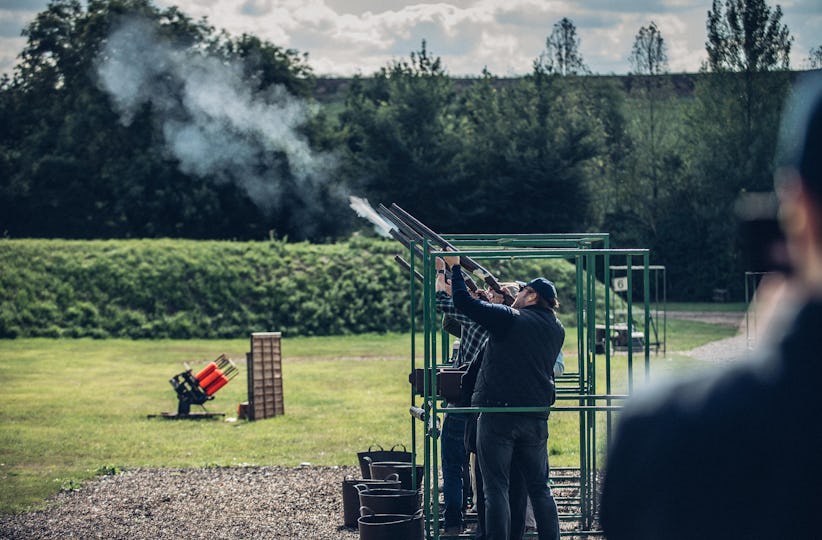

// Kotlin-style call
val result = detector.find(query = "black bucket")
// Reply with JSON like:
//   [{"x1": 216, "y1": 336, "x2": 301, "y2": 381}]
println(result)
[
  {"x1": 358, "y1": 507, "x2": 423, "y2": 540},
  {"x1": 368, "y1": 461, "x2": 424, "y2": 491},
  {"x1": 355, "y1": 484, "x2": 421, "y2": 516},
  {"x1": 342, "y1": 474, "x2": 401, "y2": 528},
  {"x1": 356, "y1": 445, "x2": 412, "y2": 479}
]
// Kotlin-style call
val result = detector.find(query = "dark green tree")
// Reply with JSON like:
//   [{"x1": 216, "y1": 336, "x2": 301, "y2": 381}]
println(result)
[
  {"x1": 705, "y1": 0, "x2": 792, "y2": 159},
  {"x1": 630, "y1": 22, "x2": 668, "y2": 76},
  {"x1": 808, "y1": 45, "x2": 822, "y2": 69},
  {"x1": 0, "y1": 0, "x2": 343, "y2": 241},
  {"x1": 340, "y1": 41, "x2": 463, "y2": 230},
  {"x1": 613, "y1": 22, "x2": 682, "y2": 249},
  {"x1": 700, "y1": 0, "x2": 792, "y2": 193},
  {"x1": 452, "y1": 64, "x2": 607, "y2": 234},
  {"x1": 706, "y1": 0, "x2": 792, "y2": 73},
  {"x1": 537, "y1": 18, "x2": 589, "y2": 76},
  {"x1": 216, "y1": 33, "x2": 314, "y2": 98},
  {"x1": 662, "y1": 0, "x2": 793, "y2": 298},
  {"x1": 446, "y1": 69, "x2": 508, "y2": 228}
]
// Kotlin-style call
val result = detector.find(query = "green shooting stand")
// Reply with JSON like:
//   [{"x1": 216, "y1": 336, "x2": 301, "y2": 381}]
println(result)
[{"x1": 400, "y1": 232, "x2": 653, "y2": 539}]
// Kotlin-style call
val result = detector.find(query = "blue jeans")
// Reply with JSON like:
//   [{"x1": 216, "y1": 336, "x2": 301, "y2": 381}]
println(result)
[
  {"x1": 441, "y1": 413, "x2": 469, "y2": 528},
  {"x1": 477, "y1": 413, "x2": 559, "y2": 540}
]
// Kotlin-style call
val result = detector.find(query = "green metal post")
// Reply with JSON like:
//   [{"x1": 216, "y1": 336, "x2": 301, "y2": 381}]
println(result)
[
  {"x1": 626, "y1": 255, "x2": 634, "y2": 392},
  {"x1": 409, "y1": 239, "x2": 418, "y2": 501},
  {"x1": 663, "y1": 268, "x2": 667, "y2": 356},
  {"x1": 420, "y1": 241, "x2": 431, "y2": 538},
  {"x1": 644, "y1": 252, "x2": 651, "y2": 382},
  {"x1": 575, "y1": 253, "x2": 586, "y2": 532},
  {"x1": 605, "y1": 253, "x2": 613, "y2": 440},
  {"x1": 589, "y1": 250, "x2": 599, "y2": 529}
]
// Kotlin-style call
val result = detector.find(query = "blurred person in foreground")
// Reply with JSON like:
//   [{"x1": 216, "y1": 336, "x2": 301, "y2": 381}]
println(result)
[{"x1": 599, "y1": 72, "x2": 822, "y2": 539}]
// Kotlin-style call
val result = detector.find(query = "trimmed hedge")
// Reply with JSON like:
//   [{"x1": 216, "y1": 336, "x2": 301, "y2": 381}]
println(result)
[{"x1": 0, "y1": 237, "x2": 581, "y2": 339}]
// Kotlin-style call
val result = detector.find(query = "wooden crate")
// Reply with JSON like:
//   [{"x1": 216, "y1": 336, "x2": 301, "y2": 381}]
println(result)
[{"x1": 247, "y1": 332, "x2": 284, "y2": 420}]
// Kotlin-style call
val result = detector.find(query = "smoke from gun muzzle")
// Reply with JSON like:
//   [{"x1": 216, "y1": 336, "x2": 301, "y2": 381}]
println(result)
[
  {"x1": 735, "y1": 192, "x2": 791, "y2": 274},
  {"x1": 95, "y1": 17, "x2": 338, "y2": 238}
]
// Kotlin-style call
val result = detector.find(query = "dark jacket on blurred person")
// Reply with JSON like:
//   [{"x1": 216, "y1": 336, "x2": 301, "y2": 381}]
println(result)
[{"x1": 600, "y1": 71, "x2": 822, "y2": 540}]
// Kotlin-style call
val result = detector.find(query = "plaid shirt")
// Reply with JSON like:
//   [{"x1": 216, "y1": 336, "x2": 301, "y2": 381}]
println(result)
[{"x1": 436, "y1": 291, "x2": 488, "y2": 368}]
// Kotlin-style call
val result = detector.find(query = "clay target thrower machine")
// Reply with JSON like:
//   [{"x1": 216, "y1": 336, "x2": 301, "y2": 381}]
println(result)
[{"x1": 166, "y1": 353, "x2": 238, "y2": 418}]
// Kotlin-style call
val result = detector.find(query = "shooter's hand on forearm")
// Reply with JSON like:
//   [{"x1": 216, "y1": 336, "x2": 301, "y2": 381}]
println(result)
[
  {"x1": 442, "y1": 252, "x2": 460, "y2": 269},
  {"x1": 435, "y1": 257, "x2": 451, "y2": 294},
  {"x1": 471, "y1": 288, "x2": 490, "y2": 301}
]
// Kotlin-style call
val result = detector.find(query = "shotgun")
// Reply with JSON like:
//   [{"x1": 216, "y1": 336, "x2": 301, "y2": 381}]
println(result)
[
  {"x1": 387, "y1": 203, "x2": 514, "y2": 304},
  {"x1": 382, "y1": 205, "x2": 480, "y2": 294},
  {"x1": 394, "y1": 255, "x2": 423, "y2": 283}
]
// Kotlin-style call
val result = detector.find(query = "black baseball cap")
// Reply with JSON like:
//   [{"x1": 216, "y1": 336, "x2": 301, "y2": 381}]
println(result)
[{"x1": 524, "y1": 278, "x2": 557, "y2": 300}]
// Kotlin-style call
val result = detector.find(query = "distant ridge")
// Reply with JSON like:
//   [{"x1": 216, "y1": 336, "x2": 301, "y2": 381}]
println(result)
[{"x1": 311, "y1": 73, "x2": 705, "y2": 103}]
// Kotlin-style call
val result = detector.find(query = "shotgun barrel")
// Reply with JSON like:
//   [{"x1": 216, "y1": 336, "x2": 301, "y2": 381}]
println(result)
[
  {"x1": 388, "y1": 203, "x2": 514, "y2": 303},
  {"x1": 377, "y1": 204, "x2": 424, "y2": 243},
  {"x1": 383, "y1": 209, "x2": 480, "y2": 293},
  {"x1": 394, "y1": 255, "x2": 423, "y2": 283}
]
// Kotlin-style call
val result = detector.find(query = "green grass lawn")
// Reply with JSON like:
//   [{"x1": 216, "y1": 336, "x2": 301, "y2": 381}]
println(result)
[
  {"x1": 0, "y1": 314, "x2": 741, "y2": 513},
  {"x1": 666, "y1": 301, "x2": 747, "y2": 312}
]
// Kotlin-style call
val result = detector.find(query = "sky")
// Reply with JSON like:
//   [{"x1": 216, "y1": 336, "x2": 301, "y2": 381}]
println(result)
[{"x1": 1, "y1": 0, "x2": 821, "y2": 78}]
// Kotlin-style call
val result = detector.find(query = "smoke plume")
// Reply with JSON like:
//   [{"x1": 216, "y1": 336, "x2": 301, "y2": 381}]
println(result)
[
  {"x1": 348, "y1": 196, "x2": 393, "y2": 238},
  {"x1": 95, "y1": 17, "x2": 336, "y2": 219}
]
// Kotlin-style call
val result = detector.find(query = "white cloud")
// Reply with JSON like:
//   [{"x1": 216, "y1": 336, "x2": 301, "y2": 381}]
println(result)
[
  {"x1": 1, "y1": 1, "x2": 820, "y2": 78},
  {"x1": 0, "y1": 36, "x2": 24, "y2": 75}
]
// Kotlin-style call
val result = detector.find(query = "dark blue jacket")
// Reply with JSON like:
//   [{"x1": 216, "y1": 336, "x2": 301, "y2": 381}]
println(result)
[
  {"x1": 450, "y1": 265, "x2": 565, "y2": 419},
  {"x1": 600, "y1": 300, "x2": 822, "y2": 539}
]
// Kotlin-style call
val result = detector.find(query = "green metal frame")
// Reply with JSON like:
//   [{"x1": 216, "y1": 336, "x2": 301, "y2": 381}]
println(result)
[
  {"x1": 609, "y1": 264, "x2": 667, "y2": 356},
  {"x1": 402, "y1": 235, "x2": 652, "y2": 539}
]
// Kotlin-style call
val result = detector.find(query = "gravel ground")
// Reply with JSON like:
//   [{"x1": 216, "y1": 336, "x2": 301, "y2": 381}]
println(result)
[
  {"x1": 670, "y1": 310, "x2": 749, "y2": 363},
  {"x1": 0, "y1": 465, "x2": 587, "y2": 540},
  {"x1": 682, "y1": 333, "x2": 748, "y2": 363},
  {"x1": 0, "y1": 312, "x2": 746, "y2": 539},
  {"x1": 0, "y1": 466, "x2": 362, "y2": 540},
  {"x1": 664, "y1": 310, "x2": 743, "y2": 327}
]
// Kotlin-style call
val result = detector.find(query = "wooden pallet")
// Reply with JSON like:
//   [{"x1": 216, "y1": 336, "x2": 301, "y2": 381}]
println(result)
[{"x1": 247, "y1": 332, "x2": 285, "y2": 420}]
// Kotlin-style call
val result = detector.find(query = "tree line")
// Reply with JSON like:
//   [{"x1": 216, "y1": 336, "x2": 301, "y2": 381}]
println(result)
[{"x1": 0, "y1": 0, "x2": 816, "y2": 300}]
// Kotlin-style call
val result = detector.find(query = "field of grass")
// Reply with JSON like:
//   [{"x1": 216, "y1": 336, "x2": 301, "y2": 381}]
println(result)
[
  {"x1": 0, "y1": 314, "x2": 741, "y2": 514},
  {"x1": 666, "y1": 301, "x2": 748, "y2": 312}
]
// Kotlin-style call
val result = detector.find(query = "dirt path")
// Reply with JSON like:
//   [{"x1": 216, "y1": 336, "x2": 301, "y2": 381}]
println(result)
[
  {"x1": 665, "y1": 310, "x2": 745, "y2": 327},
  {"x1": 669, "y1": 310, "x2": 750, "y2": 363}
]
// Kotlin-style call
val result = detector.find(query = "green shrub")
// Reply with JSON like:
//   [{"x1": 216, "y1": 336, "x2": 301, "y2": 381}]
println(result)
[{"x1": 0, "y1": 237, "x2": 583, "y2": 339}]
